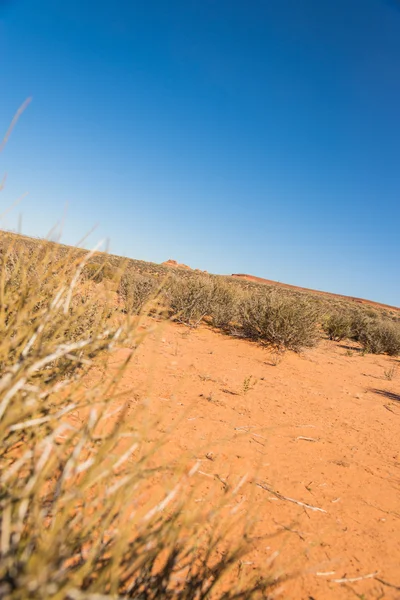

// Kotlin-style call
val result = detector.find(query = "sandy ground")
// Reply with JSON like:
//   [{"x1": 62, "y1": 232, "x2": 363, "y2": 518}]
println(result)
[{"x1": 107, "y1": 320, "x2": 400, "y2": 599}]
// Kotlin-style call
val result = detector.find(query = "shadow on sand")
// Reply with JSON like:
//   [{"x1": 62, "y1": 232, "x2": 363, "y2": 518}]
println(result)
[{"x1": 370, "y1": 388, "x2": 400, "y2": 403}]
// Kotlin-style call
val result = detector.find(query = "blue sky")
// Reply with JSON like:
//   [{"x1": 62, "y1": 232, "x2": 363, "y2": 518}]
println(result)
[{"x1": 1, "y1": 0, "x2": 399, "y2": 306}]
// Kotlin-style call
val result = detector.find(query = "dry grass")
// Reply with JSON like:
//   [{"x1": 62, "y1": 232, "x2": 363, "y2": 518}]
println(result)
[
  {"x1": 2, "y1": 231, "x2": 399, "y2": 357},
  {"x1": 0, "y1": 238, "x2": 279, "y2": 599}
]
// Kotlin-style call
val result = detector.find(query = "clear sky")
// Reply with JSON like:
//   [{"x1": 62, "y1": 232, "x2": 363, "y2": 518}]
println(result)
[{"x1": 1, "y1": 0, "x2": 399, "y2": 306}]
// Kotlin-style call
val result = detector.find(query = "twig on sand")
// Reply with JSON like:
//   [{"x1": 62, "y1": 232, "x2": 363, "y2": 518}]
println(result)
[
  {"x1": 296, "y1": 436, "x2": 319, "y2": 442},
  {"x1": 330, "y1": 572, "x2": 378, "y2": 584},
  {"x1": 375, "y1": 577, "x2": 400, "y2": 591},
  {"x1": 273, "y1": 519, "x2": 306, "y2": 541},
  {"x1": 362, "y1": 500, "x2": 400, "y2": 519},
  {"x1": 383, "y1": 404, "x2": 398, "y2": 414},
  {"x1": 256, "y1": 481, "x2": 327, "y2": 513}
]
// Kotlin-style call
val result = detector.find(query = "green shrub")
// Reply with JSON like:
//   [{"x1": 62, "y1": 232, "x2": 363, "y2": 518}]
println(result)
[{"x1": 238, "y1": 290, "x2": 320, "y2": 352}]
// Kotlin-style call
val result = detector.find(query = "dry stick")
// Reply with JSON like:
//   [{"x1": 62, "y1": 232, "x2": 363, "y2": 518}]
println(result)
[
  {"x1": 362, "y1": 499, "x2": 400, "y2": 520},
  {"x1": 330, "y1": 572, "x2": 378, "y2": 584},
  {"x1": 296, "y1": 436, "x2": 319, "y2": 442},
  {"x1": 375, "y1": 577, "x2": 400, "y2": 591},
  {"x1": 273, "y1": 519, "x2": 306, "y2": 542},
  {"x1": 256, "y1": 481, "x2": 327, "y2": 513}
]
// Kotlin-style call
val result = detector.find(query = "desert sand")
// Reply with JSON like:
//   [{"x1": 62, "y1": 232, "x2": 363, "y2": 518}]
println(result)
[{"x1": 106, "y1": 320, "x2": 400, "y2": 599}]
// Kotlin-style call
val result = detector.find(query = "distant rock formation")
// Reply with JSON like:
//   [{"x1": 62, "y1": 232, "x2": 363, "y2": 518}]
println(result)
[
  {"x1": 162, "y1": 259, "x2": 191, "y2": 270},
  {"x1": 162, "y1": 259, "x2": 207, "y2": 274}
]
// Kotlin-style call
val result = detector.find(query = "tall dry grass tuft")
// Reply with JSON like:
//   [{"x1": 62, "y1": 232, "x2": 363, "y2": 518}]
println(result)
[{"x1": 0, "y1": 239, "x2": 276, "y2": 599}]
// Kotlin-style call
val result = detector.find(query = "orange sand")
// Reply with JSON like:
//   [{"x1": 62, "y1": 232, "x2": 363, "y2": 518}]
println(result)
[{"x1": 107, "y1": 321, "x2": 400, "y2": 599}]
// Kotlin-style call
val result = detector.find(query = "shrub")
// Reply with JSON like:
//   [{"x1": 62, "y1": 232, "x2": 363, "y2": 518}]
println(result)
[
  {"x1": 164, "y1": 275, "x2": 243, "y2": 330},
  {"x1": 348, "y1": 309, "x2": 376, "y2": 342},
  {"x1": 82, "y1": 261, "x2": 121, "y2": 284},
  {"x1": 0, "y1": 240, "x2": 117, "y2": 374},
  {"x1": 322, "y1": 312, "x2": 351, "y2": 341},
  {"x1": 119, "y1": 271, "x2": 159, "y2": 315},
  {"x1": 358, "y1": 320, "x2": 400, "y2": 356},
  {"x1": 164, "y1": 274, "x2": 215, "y2": 327},
  {"x1": 83, "y1": 261, "x2": 107, "y2": 283},
  {"x1": 208, "y1": 278, "x2": 241, "y2": 330},
  {"x1": 238, "y1": 290, "x2": 320, "y2": 352}
]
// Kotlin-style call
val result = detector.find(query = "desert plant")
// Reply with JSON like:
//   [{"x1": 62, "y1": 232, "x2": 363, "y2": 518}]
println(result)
[
  {"x1": 322, "y1": 312, "x2": 351, "y2": 341},
  {"x1": 118, "y1": 271, "x2": 159, "y2": 315},
  {"x1": 0, "y1": 239, "x2": 117, "y2": 374},
  {"x1": 383, "y1": 364, "x2": 397, "y2": 381},
  {"x1": 348, "y1": 309, "x2": 376, "y2": 342},
  {"x1": 358, "y1": 320, "x2": 400, "y2": 356},
  {"x1": 82, "y1": 261, "x2": 107, "y2": 283},
  {"x1": 164, "y1": 274, "x2": 215, "y2": 327},
  {"x1": 82, "y1": 261, "x2": 122, "y2": 285},
  {"x1": 242, "y1": 375, "x2": 257, "y2": 394},
  {"x1": 237, "y1": 290, "x2": 320, "y2": 352},
  {"x1": 0, "y1": 241, "x2": 276, "y2": 600},
  {"x1": 208, "y1": 278, "x2": 241, "y2": 330}
]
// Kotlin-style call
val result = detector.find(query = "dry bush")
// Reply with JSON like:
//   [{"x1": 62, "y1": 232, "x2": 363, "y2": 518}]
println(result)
[
  {"x1": 346, "y1": 309, "x2": 377, "y2": 343},
  {"x1": 0, "y1": 240, "x2": 117, "y2": 374},
  {"x1": 0, "y1": 242, "x2": 275, "y2": 599},
  {"x1": 165, "y1": 275, "x2": 241, "y2": 330},
  {"x1": 118, "y1": 271, "x2": 159, "y2": 315},
  {"x1": 164, "y1": 274, "x2": 215, "y2": 327},
  {"x1": 82, "y1": 261, "x2": 120, "y2": 285},
  {"x1": 322, "y1": 312, "x2": 352, "y2": 341},
  {"x1": 237, "y1": 290, "x2": 320, "y2": 352},
  {"x1": 322, "y1": 306, "x2": 400, "y2": 355},
  {"x1": 358, "y1": 319, "x2": 400, "y2": 356},
  {"x1": 208, "y1": 279, "x2": 242, "y2": 330},
  {"x1": 345, "y1": 307, "x2": 400, "y2": 355}
]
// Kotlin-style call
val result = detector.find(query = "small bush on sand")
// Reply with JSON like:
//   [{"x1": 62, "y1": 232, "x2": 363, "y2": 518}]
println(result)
[
  {"x1": 165, "y1": 274, "x2": 215, "y2": 327},
  {"x1": 209, "y1": 278, "x2": 241, "y2": 329},
  {"x1": 348, "y1": 309, "x2": 376, "y2": 342},
  {"x1": 238, "y1": 290, "x2": 319, "y2": 352},
  {"x1": 119, "y1": 271, "x2": 159, "y2": 315},
  {"x1": 322, "y1": 312, "x2": 351, "y2": 341},
  {"x1": 83, "y1": 261, "x2": 122, "y2": 285},
  {"x1": 358, "y1": 320, "x2": 400, "y2": 356}
]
